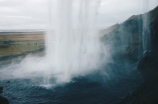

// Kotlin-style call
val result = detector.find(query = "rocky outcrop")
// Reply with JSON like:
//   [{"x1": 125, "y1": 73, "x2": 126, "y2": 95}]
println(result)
[
  {"x1": 132, "y1": 53, "x2": 158, "y2": 104},
  {"x1": 0, "y1": 96, "x2": 9, "y2": 104},
  {"x1": 117, "y1": 53, "x2": 158, "y2": 104},
  {"x1": 0, "y1": 86, "x2": 9, "y2": 104},
  {"x1": 100, "y1": 16, "x2": 142, "y2": 60},
  {"x1": 100, "y1": 6, "x2": 158, "y2": 61},
  {"x1": 101, "y1": 6, "x2": 158, "y2": 104}
]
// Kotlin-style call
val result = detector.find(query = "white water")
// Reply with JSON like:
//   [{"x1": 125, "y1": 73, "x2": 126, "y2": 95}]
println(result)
[
  {"x1": 142, "y1": 0, "x2": 151, "y2": 53},
  {"x1": 0, "y1": 0, "x2": 110, "y2": 85},
  {"x1": 45, "y1": 0, "x2": 110, "y2": 83},
  {"x1": 137, "y1": 0, "x2": 151, "y2": 59}
]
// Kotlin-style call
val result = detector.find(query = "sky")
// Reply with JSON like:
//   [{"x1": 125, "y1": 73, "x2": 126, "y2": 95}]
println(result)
[{"x1": 0, "y1": 0, "x2": 157, "y2": 30}]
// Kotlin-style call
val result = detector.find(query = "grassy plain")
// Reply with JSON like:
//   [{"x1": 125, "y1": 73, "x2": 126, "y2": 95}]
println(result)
[{"x1": 0, "y1": 32, "x2": 45, "y2": 61}]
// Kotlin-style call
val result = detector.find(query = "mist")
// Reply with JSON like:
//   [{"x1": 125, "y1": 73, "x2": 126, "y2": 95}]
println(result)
[
  {"x1": 0, "y1": 0, "x2": 112, "y2": 86},
  {"x1": 1, "y1": 0, "x2": 156, "y2": 103}
]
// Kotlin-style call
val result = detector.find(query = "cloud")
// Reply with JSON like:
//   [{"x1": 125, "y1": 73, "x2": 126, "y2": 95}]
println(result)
[
  {"x1": 0, "y1": 0, "x2": 157, "y2": 29},
  {"x1": 0, "y1": 0, "x2": 48, "y2": 29}
]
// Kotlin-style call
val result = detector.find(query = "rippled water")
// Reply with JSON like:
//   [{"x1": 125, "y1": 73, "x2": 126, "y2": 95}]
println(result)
[{"x1": 0, "y1": 61, "x2": 143, "y2": 104}]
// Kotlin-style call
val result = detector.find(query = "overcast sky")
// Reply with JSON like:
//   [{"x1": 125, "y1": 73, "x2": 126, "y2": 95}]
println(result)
[{"x1": 0, "y1": 0, "x2": 157, "y2": 30}]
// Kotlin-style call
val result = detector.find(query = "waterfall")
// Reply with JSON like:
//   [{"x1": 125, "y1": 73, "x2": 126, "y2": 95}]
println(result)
[
  {"x1": 138, "y1": 0, "x2": 151, "y2": 59},
  {"x1": 45, "y1": 0, "x2": 103, "y2": 83},
  {"x1": 0, "y1": 0, "x2": 109, "y2": 86},
  {"x1": 142, "y1": 0, "x2": 151, "y2": 56}
]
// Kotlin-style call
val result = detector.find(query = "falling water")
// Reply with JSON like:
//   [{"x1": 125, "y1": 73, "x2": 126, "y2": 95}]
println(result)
[
  {"x1": 0, "y1": 0, "x2": 110, "y2": 86},
  {"x1": 45, "y1": 0, "x2": 103, "y2": 83},
  {"x1": 0, "y1": 1, "x2": 147, "y2": 103},
  {"x1": 138, "y1": 0, "x2": 151, "y2": 59},
  {"x1": 142, "y1": 0, "x2": 151, "y2": 56}
]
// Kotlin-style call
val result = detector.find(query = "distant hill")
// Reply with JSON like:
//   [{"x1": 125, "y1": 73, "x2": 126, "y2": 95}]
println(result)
[{"x1": 99, "y1": 24, "x2": 119, "y2": 38}]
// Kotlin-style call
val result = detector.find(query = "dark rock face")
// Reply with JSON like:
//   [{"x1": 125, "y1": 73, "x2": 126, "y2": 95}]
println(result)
[
  {"x1": 138, "y1": 53, "x2": 158, "y2": 81},
  {"x1": 117, "y1": 53, "x2": 158, "y2": 103},
  {"x1": 143, "y1": 50, "x2": 151, "y2": 57},
  {"x1": 0, "y1": 86, "x2": 9, "y2": 104},
  {"x1": 100, "y1": 16, "x2": 143, "y2": 61},
  {"x1": 0, "y1": 96, "x2": 9, "y2": 104},
  {"x1": 0, "y1": 87, "x2": 3, "y2": 93},
  {"x1": 100, "y1": 6, "x2": 158, "y2": 61},
  {"x1": 100, "y1": 6, "x2": 158, "y2": 104},
  {"x1": 133, "y1": 53, "x2": 158, "y2": 104},
  {"x1": 150, "y1": 6, "x2": 158, "y2": 52}
]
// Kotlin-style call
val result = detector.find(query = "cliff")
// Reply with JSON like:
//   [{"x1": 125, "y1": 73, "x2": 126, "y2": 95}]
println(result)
[
  {"x1": 101, "y1": 6, "x2": 158, "y2": 104},
  {"x1": 101, "y1": 6, "x2": 158, "y2": 61}
]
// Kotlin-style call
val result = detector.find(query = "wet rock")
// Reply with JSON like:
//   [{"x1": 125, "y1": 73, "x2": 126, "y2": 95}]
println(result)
[
  {"x1": 6, "y1": 81, "x2": 10, "y2": 83},
  {"x1": 133, "y1": 53, "x2": 158, "y2": 104},
  {"x1": 0, "y1": 86, "x2": 9, "y2": 104},
  {"x1": 0, "y1": 86, "x2": 3, "y2": 93},
  {"x1": 0, "y1": 96, "x2": 9, "y2": 104},
  {"x1": 143, "y1": 50, "x2": 151, "y2": 57}
]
